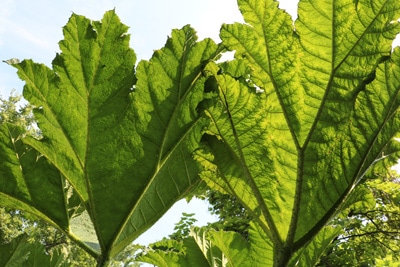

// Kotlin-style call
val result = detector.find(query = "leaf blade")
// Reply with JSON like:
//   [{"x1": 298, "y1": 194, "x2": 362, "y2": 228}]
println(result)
[
  {"x1": 0, "y1": 123, "x2": 69, "y2": 230},
  {"x1": 207, "y1": 0, "x2": 400, "y2": 263},
  {"x1": 112, "y1": 26, "x2": 221, "y2": 256}
]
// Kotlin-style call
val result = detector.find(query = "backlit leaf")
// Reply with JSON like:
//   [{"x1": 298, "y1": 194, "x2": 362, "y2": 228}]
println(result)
[
  {"x1": 199, "y1": 0, "x2": 400, "y2": 264},
  {"x1": 0, "y1": 123, "x2": 69, "y2": 231},
  {"x1": 11, "y1": 10, "x2": 221, "y2": 260},
  {"x1": 0, "y1": 234, "x2": 67, "y2": 267}
]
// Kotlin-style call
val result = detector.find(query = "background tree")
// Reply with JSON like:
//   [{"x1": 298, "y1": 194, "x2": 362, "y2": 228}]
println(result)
[
  {"x1": 0, "y1": 90, "x2": 35, "y2": 135},
  {"x1": 318, "y1": 171, "x2": 400, "y2": 266}
]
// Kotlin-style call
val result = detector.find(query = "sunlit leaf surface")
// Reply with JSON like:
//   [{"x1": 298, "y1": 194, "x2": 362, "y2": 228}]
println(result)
[
  {"x1": 2, "y1": 0, "x2": 400, "y2": 265},
  {"x1": 198, "y1": 0, "x2": 400, "y2": 264},
  {"x1": 10, "y1": 10, "x2": 220, "y2": 260}
]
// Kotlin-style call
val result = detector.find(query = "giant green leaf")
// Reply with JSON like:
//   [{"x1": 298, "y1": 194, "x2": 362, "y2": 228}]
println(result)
[
  {"x1": 198, "y1": 0, "x2": 400, "y2": 265},
  {"x1": 12, "y1": 11, "x2": 137, "y2": 258},
  {"x1": 3, "y1": 2, "x2": 400, "y2": 265},
  {"x1": 113, "y1": 24, "x2": 221, "y2": 256},
  {"x1": 10, "y1": 10, "x2": 221, "y2": 261}
]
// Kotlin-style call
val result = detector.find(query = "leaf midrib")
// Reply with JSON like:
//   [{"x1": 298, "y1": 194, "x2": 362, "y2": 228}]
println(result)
[
  {"x1": 156, "y1": 36, "x2": 191, "y2": 168},
  {"x1": 242, "y1": 3, "x2": 302, "y2": 250},
  {"x1": 83, "y1": 16, "x2": 111, "y2": 252},
  {"x1": 20, "y1": 68, "x2": 88, "y2": 203},
  {"x1": 302, "y1": 0, "x2": 388, "y2": 149},
  {"x1": 108, "y1": 46, "x2": 221, "y2": 255},
  {"x1": 291, "y1": 1, "x2": 394, "y2": 251},
  {"x1": 209, "y1": 110, "x2": 281, "y2": 247}
]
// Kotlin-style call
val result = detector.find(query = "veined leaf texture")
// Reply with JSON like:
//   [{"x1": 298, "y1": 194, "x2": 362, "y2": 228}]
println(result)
[
  {"x1": 1, "y1": 0, "x2": 400, "y2": 266},
  {"x1": 198, "y1": 0, "x2": 400, "y2": 265},
  {"x1": 4, "y1": 10, "x2": 221, "y2": 261}
]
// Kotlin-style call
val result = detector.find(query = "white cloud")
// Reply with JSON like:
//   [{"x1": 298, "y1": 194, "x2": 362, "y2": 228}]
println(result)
[
  {"x1": 0, "y1": 0, "x2": 15, "y2": 48},
  {"x1": 6, "y1": 20, "x2": 55, "y2": 51}
]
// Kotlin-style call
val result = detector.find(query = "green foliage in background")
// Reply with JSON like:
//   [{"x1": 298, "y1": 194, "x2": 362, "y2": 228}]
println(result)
[
  {"x1": 1, "y1": 0, "x2": 400, "y2": 266},
  {"x1": 318, "y1": 172, "x2": 400, "y2": 266}
]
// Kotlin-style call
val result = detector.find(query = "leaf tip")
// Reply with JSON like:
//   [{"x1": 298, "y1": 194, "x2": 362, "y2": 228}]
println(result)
[{"x1": 3, "y1": 58, "x2": 20, "y2": 65}]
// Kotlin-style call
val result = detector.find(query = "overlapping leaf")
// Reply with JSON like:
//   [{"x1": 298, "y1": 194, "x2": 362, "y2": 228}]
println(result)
[
  {"x1": 113, "y1": 25, "x2": 221, "y2": 255},
  {"x1": 137, "y1": 233, "x2": 213, "y2": 267},
  {"x1": 3, "y1": 1, "x2": 400, "y2": 265},
  {"x1": 217, "y1": 0, "x2": 300, "y2": 242},
  {"x1": 138, "y1": 228, "x2": 249, "y2": 267},
  {"x1": 0, "y1": 234, "x2": 68, "y2": 267},
  {"x1": 0, "y1": 123, "x2": 69, "y2": 231},
  {"x1": 199, "y1": 61, "x2": 293, "y2": 245},
  {"x1": 208, "y1": 230, "x2": 250, "y2": 267},
  {"x1": 295, "y1": 0, "x2": 400, "y2": 244},
  {"x1": 13, "y1": 10, "x2": 137, "y2": 257},
  {"x1": 10, "y1": 10, "x2": 221, "y2": 260},
  {"x1": 200, "y1": 0, "x2": 400, "y2": 264}
]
